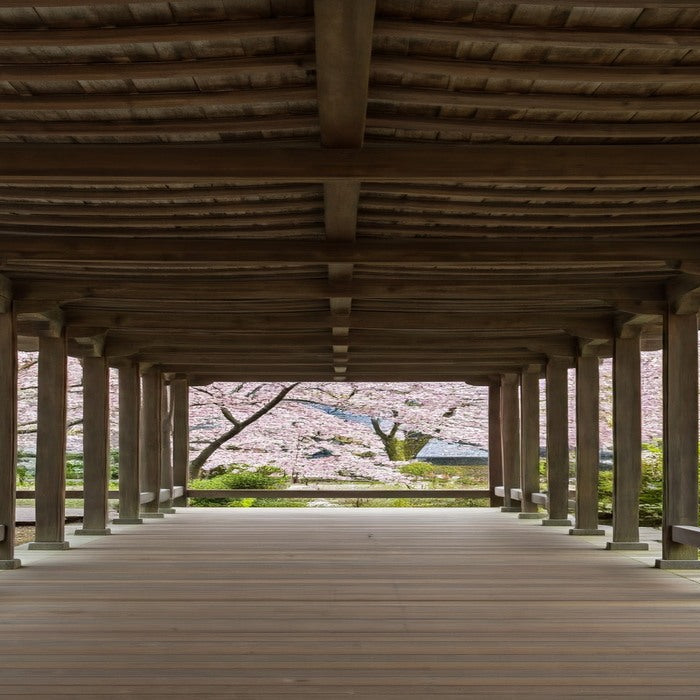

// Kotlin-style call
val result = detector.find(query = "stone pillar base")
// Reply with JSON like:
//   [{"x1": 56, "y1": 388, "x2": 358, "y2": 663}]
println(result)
[
  {"x1": 159, "y1": 507, "x2": 177, "y2": 514},
  {"x1": 28, "y1": 541, "x2": 70, "y2": 550},
  {"x1": 542, "y1": 518, "x2": 572, "y2": 527},
  {"x1": 518, "y1": 512, "x2": 543, "y2": 519},
  {"x1": 0, "y1": 558, "x2": 21, "y2": 569},
  {"x1": 569, "y1": 528, "x2": 605, "y2": 536},
  {"x1": 605, "y1": 541, "x2": 649, "y2": 551},
  {"x1": 140, "y1": 512, "x2": 165, "y2": 519},
  {"x1": 655, "y1": 559, "x2": 700, "y2": 569},
  {"x1": 74, "y1": 528, "x2": 112, "y2": 536},
  {"x1": 112, "y1": 517, "x2": 143, "y2": 525},
  {"x1": 500, "y1": 506, "x2": 521, "y2": 513}
]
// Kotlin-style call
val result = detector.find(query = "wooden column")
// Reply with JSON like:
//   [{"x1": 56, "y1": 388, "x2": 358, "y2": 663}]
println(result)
[
  {"x1": 75, "y1": 356, "x2": 111, "y2": 536},
  {"x1": 0, "y1": 305, "x2": 19, "y2": 568},
  {"x1": 171, "y1": 376, "x2": 189, "y2": 507},
  {"x1": 159, "y1": 382, "x2": 175, "y2": 514},
  {"x1": 500, "y1": 374, "x2": 521, "y2": 512},
  {"x1": 113, "y1": 361, "x2": 142, "y2": 524},
  {"x1": 488, "y1": 383, "x2": 503, "y2": 507},
  {"x1": 658, "y1": 310, "x2": 699, "y2": 566},
  {"x1": 519, "y1": 367, "x2": 541, "y2": 517},
  {"x1": 543, "y1": 358, "x2": 572, "y2": 526},
  {"x1": 140, "y1": 367, "x2": 164, "y2": 518},
  {"x1": 29, "y1": 333, "x2": 69, "y2": 549},
  {"x1": 570, "y1": 353, "x2": 604, "y2": 536},
  {"x1": 607, "y1": 331, "x2": 648, "y2": 550}
]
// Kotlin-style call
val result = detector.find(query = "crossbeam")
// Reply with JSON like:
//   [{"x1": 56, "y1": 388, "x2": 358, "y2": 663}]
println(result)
[{"x1": 3, "y1": 145, "x2": 700, "y2": 183}]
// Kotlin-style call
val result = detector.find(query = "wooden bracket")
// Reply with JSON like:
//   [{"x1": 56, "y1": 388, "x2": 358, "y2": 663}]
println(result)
[{"x1": 667, "y1": 274, "x2": 700, "y2": 314}]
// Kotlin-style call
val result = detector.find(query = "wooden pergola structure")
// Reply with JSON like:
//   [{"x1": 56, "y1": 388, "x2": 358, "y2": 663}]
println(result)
[{"x1": 1, "y1": 0, "x2": 700, "y2": 571}]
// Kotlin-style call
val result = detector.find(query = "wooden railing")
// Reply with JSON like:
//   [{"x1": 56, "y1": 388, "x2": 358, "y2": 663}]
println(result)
[
  {"x1": 494, "y1": 486, "x2": 575, "y2": 510},
  {"x1": 15, "y1": 487, "x2": 185, "y2": 505},
  {"x1": 671, "y1": 525, "x2": 700, "y2": 546},
  {"x1": 186, "y1": 488, "x2": 490, "y2": 500}
]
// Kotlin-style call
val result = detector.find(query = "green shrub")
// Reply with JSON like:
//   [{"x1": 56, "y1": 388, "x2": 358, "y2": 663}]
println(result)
[{"x1": 189, "y1": 464, "x2": 288, "y2": 507}]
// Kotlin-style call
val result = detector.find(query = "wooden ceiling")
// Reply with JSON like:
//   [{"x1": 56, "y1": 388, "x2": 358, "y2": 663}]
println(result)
[{"x1": 1, "y1": 0, "x2": 700, "y2": 382}]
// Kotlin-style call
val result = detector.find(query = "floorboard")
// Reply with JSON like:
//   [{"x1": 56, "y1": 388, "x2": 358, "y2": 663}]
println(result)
[{"x1": 2, "y1": 507, "x2": 700, "y2": 699}]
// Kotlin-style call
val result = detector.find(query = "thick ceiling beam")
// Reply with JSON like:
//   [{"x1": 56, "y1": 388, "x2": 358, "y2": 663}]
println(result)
[
  {"x1": 3, "y1": 145, "x2": 700, "y2": 183},
  {"x1": 2, "y1": 237, "x2": 698, "y2": 264}
]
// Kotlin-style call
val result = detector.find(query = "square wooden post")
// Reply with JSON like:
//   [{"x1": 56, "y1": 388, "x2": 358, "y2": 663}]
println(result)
[
  {"x1": 657, "y1": 310, "x2": 699, "y2": 566},
  {"x1": 140, "y1": 366, "x2": 164, "y2": 518},
  {"x1": 500, "y1": 373, "x2": 521, "y2": 512},
  {"x1": 171, "y1": 376, "x2": 189, "y2": 507},
  {"x1": 543, "y1": 357, "x2": 572, "y2": 526},
  {"x1": 607, "y1": 331, "x2": 648, "y2": 551},
  {"x1": 159, "y1": 382, "x2": 175, "y2": 514},
  {"x1": 0, "y1": 305, "x2": 20, "y2": 569},
  {"x1": 113, "y1": 361, "x2": 142, "y2": 524},
  {"x1": 29, "y1": 333, "x2": 69, "y2": 550},
  {"x1": 519, "y1": 366, "x2": 541, "y2": 518},
  {"x1": 570, "y1": 353, "x2": 604, "y2": 536},
  {"x1": 75, "y1": 356, "x2": 111, "y2": 536}
]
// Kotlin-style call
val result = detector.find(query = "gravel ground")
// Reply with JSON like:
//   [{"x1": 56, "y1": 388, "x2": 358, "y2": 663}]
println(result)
[{"x1": 14, "y1": 526, "x2": 36, "y2": 546}]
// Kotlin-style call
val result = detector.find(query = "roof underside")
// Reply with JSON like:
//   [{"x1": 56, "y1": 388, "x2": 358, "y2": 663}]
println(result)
[{"x1": 2, "y1": 0, "x2": 700, "y2": 382}]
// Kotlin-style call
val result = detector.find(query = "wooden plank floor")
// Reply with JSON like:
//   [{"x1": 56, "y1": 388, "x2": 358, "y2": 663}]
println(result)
[{"x1": 3, "y1": 507, "x2": 700, "y2": 699}]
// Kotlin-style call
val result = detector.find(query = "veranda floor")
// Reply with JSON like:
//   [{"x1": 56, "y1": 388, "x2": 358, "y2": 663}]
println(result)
[{"x1": 2, "y1": 507, "x2": 700, "y2": 699}]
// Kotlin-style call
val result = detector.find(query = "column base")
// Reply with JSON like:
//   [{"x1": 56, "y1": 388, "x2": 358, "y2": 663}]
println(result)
[
  {"x1": 28, "y1": 541, "x2": 70, "y2": 550},
  {"x1": 518, "y1": 512, "x2": 543, "y2": 519},
  {"x1": 159, "y1": 508, "x2": 177, "y2": 514},
  {"x1": 655, "y1": 559, "x2": 700, "y2": 569},
  {"x1": 500, "y1": 506, "x2": 521, "y2": 513},
  {"x1": 606, "y1": 541, "x2": 649, "y2": 551},
  {"x1": 542, "y1": 518, "x2": 572, "y2": 527},
  {"x1": 140, "y1": 512, "x2": 165, "y2": 519},
  {"x1": 0, "y1": 558, "x2": 21, "y2": 569},
  {"x1": 569, "y1": 528, "x2": 605, "y2": 536},
  {"x1": 111, "y1": 517, "x2": 143, "y2": 525},
  {"x1": 74, "y1": 528, "x2": 111, "y2": 536}
]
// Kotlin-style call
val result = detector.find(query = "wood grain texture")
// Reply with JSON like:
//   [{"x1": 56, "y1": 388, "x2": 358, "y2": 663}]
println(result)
[
  {"x1": 3, "y1": 508, "x2": 700, "y2": 697},
  {"x1": 0, "y1": 310, "x2": 17, "y2": 563}
]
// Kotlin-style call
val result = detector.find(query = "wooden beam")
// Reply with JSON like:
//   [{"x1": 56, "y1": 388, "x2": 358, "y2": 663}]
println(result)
[
  {"x1": 76, "y1": 356, "x2": 111, "y2": 536},
  {"x1": 2, "y1": 145, "x2": 700, "y2": 183},
  {"x1": 373, "y1": 19, "x2": 700, "y2": 50},
  {"x1": 365, "y1": 182, "x2": 700, "y2": 203},
  {"x1": 2, "y1": 237, "x2": 698, "y2": 264},
  {"x1": 0, "y1": 53, "x2": 315, "y2": 83},
  {"x1": 367, "y1": 115, "x2": 700, "y2": 139},
  {"x1": 0, "y1": 306, "x2": 18, "y2": 567},
  {"x1": 0, "y1": 114, "x2": 317, "y2": 137},
  {"x1": 63, "y1": 309, "x2": 615, "y2": 337},
  {"x1": 0, "y1": 17, "x2": 313, "y2": 48},
  {"x1": 10, "y1": 278, "x2": 669, "y2": 304},
  {"x1": 315, "y1": 0, "x2": 375, "y2": 377},
  {"x1": 0, "y1": 86, "x2": 317, "y2": 112},
  {"x1": 369, "y1": 85, "x2": 700, "y2": 113},
  {"x1": 371, "y1": 54, "x2": 700, "y2": 86}
]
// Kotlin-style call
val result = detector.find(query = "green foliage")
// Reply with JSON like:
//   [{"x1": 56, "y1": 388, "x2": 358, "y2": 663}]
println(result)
[
  {"x1": 189, "y1": 464, "x2": 288, "y2": 507},
  {"x1": 398, "y1": 461, "x2": 488, "y2": 488},
  {"x1": 597, "y1": 440, "x2": 668, "y2": 527}
]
